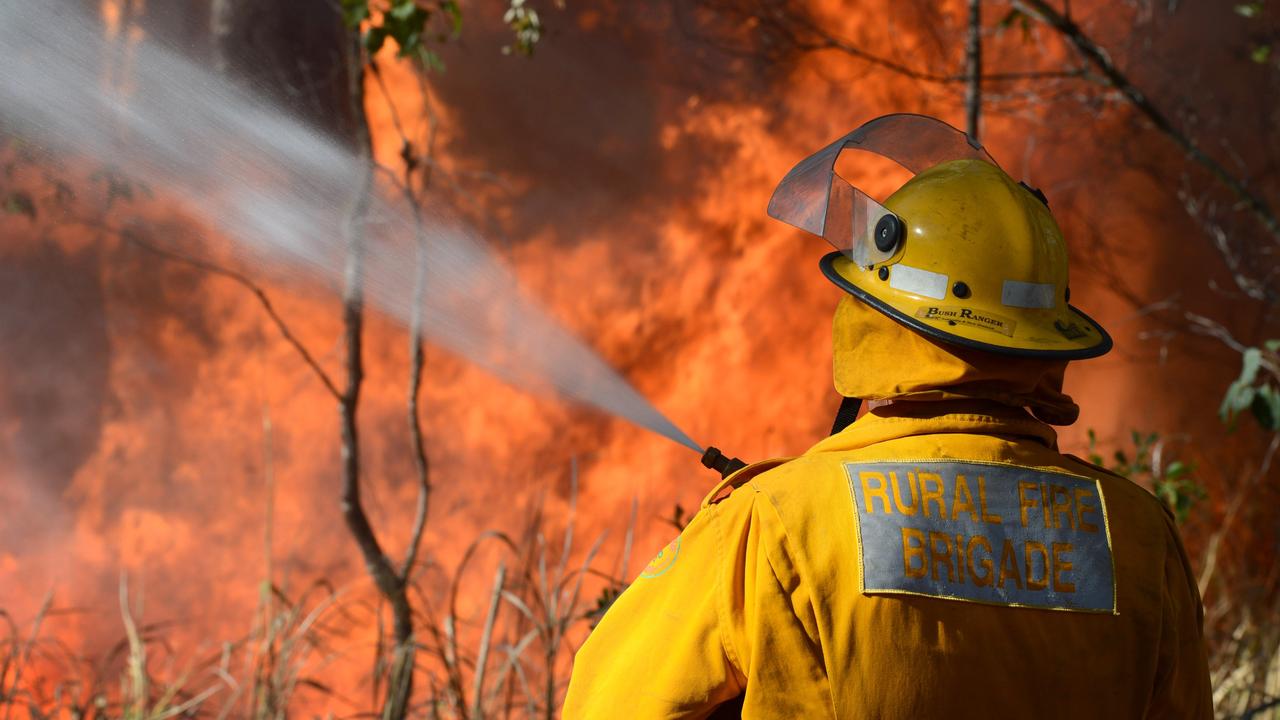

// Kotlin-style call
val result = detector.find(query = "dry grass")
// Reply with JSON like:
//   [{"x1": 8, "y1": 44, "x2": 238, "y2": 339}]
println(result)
[
  {"x1": 6, "y1": 457, "x2": 1276, "y2": 718},
  {"x1": 0, "y1": 461, "x2": 629, "y2": 719}
]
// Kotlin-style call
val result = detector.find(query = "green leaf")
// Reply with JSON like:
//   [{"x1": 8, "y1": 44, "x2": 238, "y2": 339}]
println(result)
[
  {"x1": 340, "y1": 0, "x2": 370, "y2": 27},
  {"x1": 363, "y1": 26, "x2": 388, "y2": 54},
  {"x1": 1220, "y1": 380, "x2": 1257, "y2": 423},
  {"x1": 1251, "y1": 385, "x2": 1280, "y2": 431},
  {"x1": 1240, "y1": 347, "x2": 1262, "y2": 385},
  {"x1": 399, "y1": 31, "x2": 423, "y2": 56},
  {"x1": 417, "y1": 45, "x2": 446, "y2": 72},
  {"x1": 1152, "y1": 474, "x2": 1205, "y2": 524},
  {"x1": 389, "y1": 0, "x2": 420, "y2": 21},
  {"x1": 1113, "y1": 450, "x2": 1129, "y2": 471},
  {"x1": 1252, "y1": 44, "x2": 1272, "y2": 64},
  {"x1": 441, "y1": 0, "x2": 463, "y2": 36},
  {"x1": 1221, "y1": 347, "x2": 1265, "y2": 423},
  {"x1": 1235, "y1": 2, "x2": 1264, "y2": 18},
  {"x1": 4, "y1": 191, "x2": 35, "y2": 219},
  {"x1": 1265, "y1": 339, "x2": 1280, "y2": 353}
]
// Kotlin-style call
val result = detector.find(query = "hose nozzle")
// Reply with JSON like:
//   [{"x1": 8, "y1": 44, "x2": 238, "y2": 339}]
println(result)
[{"x1": 701, "y1": 446, "x2": 747, "y2": 479}]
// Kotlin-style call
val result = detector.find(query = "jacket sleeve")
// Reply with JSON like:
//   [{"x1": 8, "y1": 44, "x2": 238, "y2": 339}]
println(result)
[
  {"x1": 561, "y1": 496, "x2": 748, "y2": 719},
  {"x1": 1145, "y1": 510, "x2": 1213, "y2": 719}
]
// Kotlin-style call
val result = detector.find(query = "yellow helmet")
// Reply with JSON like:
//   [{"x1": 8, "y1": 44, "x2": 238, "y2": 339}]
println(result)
[{"x1": 768, "y1": 114, "x2": 1111, "y2": 359}]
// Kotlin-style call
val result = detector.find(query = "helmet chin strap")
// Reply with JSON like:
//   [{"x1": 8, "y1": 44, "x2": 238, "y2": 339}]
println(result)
[{"x1": 830, "y1": 395, "x2": 863, "y2": 435}]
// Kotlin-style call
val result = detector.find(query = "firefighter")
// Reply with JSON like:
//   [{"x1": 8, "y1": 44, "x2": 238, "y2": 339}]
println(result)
[{"x1": 562, "y1": 114, "x2": 1212, "y2": 719}]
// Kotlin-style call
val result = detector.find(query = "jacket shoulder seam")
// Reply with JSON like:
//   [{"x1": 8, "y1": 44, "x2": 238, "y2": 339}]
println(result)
[{"x1": 710, "y1": 501, "x2": 748, "y2": 691}]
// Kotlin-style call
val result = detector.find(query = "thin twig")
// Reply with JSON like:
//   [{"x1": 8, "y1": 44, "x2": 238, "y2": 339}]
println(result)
[
  {"x1": 470, "y1": 563, "x2": 506, "y2": 717},
  {"x1": 96, "y1": 223, "x2": 342, "y2": 400},
  {"x1": 1014, "y1": 0, "x2": 1280, "y2": 242},
  {"x1": 1199, "y1": 433, "x2": 1280, "y2": 596},
  {"x1": 693, "y1": 1, "x2": 1083, "y2": 85},
  {"x1": 1185, "y1": 312, "x2": 1280, "y2": 379}
]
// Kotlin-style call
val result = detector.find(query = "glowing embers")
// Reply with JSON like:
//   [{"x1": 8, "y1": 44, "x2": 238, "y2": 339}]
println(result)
[{"x1": 845, "y1": 460, "x2": 1116, "y2": 613}]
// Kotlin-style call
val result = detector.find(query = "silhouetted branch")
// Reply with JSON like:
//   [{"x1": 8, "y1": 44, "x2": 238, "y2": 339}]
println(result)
[
  {"x1": 1014, "y1": 0, "x2": 1280, "y2": 243},
  {"x1": 369, "y1": 55, "x2": 441, "y2": 584},
  {"x1": 681, "y1": 1, "x2": 1085, "y2": 85},
  {"x1": 337, "y1": 28, "x2": 414, "y2": 720},
  {"x1": 1240, "y1": 695, "x2": 1280, "y2": 719},
  {"x1": 101, "y1": 223, "x2": 342, "y2": 400},
  {"x1": 964, "y1": 0, "x2": 983, "y2": 141}
]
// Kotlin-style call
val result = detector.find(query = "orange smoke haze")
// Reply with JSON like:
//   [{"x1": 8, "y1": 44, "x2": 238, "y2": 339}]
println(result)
[{"x1": 1, "y1": 0, "x2": 1276, "y2": 714}]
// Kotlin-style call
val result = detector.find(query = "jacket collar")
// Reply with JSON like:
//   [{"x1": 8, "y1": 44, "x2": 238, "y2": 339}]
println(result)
[{"x1": 804, "y1": 399, "x2": 1059, "y2": 456}]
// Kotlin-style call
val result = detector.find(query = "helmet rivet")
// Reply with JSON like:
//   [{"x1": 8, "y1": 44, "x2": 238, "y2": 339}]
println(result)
[
  {"x1": 874, "y1": 214, "x2": 903, "y2": 253},
  {"x1": 878, "y1": 266, "x2": 890, "y2": 281},
  {"x1": 952, "y1": 281, "x2": 971, "y2": 299}
]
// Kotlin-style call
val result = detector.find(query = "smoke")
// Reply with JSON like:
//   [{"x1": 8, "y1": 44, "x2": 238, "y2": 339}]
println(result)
[{"x1": 0, "y1": 0, "x2": 701, "y2": 454}]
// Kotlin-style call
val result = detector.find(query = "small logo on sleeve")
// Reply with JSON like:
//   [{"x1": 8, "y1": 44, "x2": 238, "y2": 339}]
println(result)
[
  {"x1": 845, "y1": 461, "x2": 1116, "y2": 613},
  {"x1": 639, "y1": 536, "x2": 681, "y2": 579}
]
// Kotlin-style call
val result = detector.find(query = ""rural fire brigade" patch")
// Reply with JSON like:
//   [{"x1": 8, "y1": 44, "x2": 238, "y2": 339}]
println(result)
[{"x1": 844, "y1": 460, "x2": 1117, "y2": 613}]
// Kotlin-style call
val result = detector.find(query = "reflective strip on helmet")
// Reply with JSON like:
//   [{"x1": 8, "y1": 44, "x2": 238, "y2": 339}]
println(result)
[
  {"x1": 1002, "y1": 280, "x2": 1056, "y2": 309},
  {"x1": 889, "y1": 264, "x2": 948, "y2": 300}
]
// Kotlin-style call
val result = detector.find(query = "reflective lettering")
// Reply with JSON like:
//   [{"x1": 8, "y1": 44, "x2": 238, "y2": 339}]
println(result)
[
  {"x1": 901, "y1": 527, "x2": 927, "y2": 578},
  {"x1": 1052, "y1": 542, "x2": 1076, "y2": 592},
  {"x1": 1050, "y1": 485, "x2": 1075, "y2": 530},
  {"x1": 891, "y1": 472, "x2": 919, "y2": 516},
  {"x1": 860, "y1": 471, "x2": 892, "y2": 514},
  {"x1": 920, "y1": 472, "x2": 946, "y2": 518},
  {"x1": 968, "y1": 535, "x2": 994, "y2": 587},
  {"x1": 928, "y1": 531, "x2": 955, "y2": 582},
  {"x1": 1018, "y1": 481, "x2": 1040, "y2": 528},
  {"x1": 1025, "y1": 540, "x2": 1050, "y2": 590},
  {"x1": 951, "y1": 475, "x2": 979, "y2": 521},
  {"x1": 1041, "y1": 482, "x2": 1052, "y2": 529},
  {"x1": 977, "y1": 476, "x2": 1002, "y2": 524},
  {"x1": 1075, "y1": 488, "x2": 1100, "y2": 533},
  {"x1": 997, "y1": 538, "x2": 1022, "y2": 589},
  {"x1": 845, "y1": 461, "x2": 1115, "y2": 612}
]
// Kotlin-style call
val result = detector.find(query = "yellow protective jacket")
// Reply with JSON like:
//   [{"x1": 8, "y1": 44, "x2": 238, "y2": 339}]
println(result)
[
  {"x1": 564, "y1": 297, "x2": 1211, "y2": 718},
  {"x1": 562, "y1": 404, "x2": 1212, "y2": 718}
]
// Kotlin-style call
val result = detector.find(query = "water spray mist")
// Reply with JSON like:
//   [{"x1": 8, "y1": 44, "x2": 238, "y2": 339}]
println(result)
[{"x1": 0, "y1": 1, "x2": 705, "y2": 455}]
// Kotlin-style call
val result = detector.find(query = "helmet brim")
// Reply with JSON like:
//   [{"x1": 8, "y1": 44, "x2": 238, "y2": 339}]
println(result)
[{"x1": 821, "y1": 252, "x2": 1113, "y2": 360}]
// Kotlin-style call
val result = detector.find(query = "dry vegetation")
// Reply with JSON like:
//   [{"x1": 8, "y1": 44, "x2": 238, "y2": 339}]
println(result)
[
  {"x1": 3, "y1": 1, "x2": 1279, "y2": 718},
  {"x1": 0, "y1": 470, "x2": 628, "y2": 719}
]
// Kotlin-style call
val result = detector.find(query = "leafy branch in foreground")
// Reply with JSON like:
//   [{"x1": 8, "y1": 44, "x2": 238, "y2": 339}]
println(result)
[
  {"x1": 1087, "y1": 429, "x2": 1203, "y2": 525},
  {"x1": 1220, "y1": 340, "x2": 1280, "y2": 432}
]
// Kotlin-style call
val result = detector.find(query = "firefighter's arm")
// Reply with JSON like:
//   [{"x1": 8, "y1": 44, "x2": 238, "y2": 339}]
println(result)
[
  {"x1": 562, "y1": 494, "x2": 751, "y2": 719},
  {"x1": 1146, "y1": 511, "x2": 1213, "y2": 719}
]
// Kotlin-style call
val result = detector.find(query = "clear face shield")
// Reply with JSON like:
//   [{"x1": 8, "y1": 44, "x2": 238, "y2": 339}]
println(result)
[{"x1": 767, "y1": 114, "x2": 999, "y2": 267}]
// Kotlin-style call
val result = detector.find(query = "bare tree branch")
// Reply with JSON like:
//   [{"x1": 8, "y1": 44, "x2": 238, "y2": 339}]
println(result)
[
  {"x1": 683, "y1": 1, "x2": 1084, "y2": 85},
  {"x1": 1185, "y1": 311, "x2": 1280, "y2": 379},
  {"x1": 1014, "y1": 0, "x2": 1280, "y2": 243},
  {"x1": 1198, "y1": 433, "x2": 1280, "y2": 596},
  {"x1": 337, "y1": 28, "x2": 415, "y2": 720},
  {"x1": 965, "y1": 0, "x2": 983, "y2": 142},
  {"x1": 96, "y1": 222, "x2": 342, "y2": 400},
  {"x1": 369, "y1": 61, "x2": 444, "y2": 582}
]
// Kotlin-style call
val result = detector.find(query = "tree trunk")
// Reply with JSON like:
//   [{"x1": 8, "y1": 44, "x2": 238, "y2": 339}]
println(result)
[
  {"x1": 964, "y1": 0, "x2": 982, "y2": 142},
  {"x1": 337, "y1": 27, "x2": 416, "y2": 720}
]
